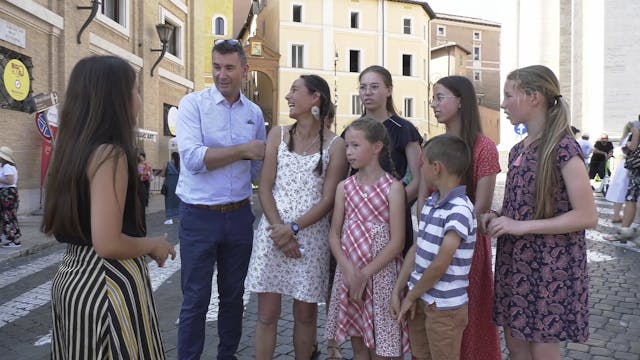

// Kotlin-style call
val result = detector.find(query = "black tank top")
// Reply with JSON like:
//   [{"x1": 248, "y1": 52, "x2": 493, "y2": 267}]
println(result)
[{"x1": 55, "y1": 176, "x2": 146, "y2": 246}]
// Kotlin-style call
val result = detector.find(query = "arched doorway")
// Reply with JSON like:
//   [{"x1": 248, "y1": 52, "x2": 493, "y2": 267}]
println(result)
[{"x1": 243, "y1": 36, "x2": 279, "y2": 130}]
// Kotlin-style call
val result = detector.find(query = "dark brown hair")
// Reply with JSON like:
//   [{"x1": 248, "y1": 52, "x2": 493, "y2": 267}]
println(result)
[
  {"x1": 359, "y1": 65, "x2": 397, "y2": 116},
  {"x1": 287, "y1": 75, "x2": 332, "y2": 175},
  {"x1": 434, "y1": 76, "x2": 482, "y2": 199},
  {"x1": 41, "y1": 55, "x2": 141, "y2": 239},
  {"x1": 422, "y1": 134, "x2": 471, "y2": 178},
  {"x1": 346, "y1": 117, "x2": 399, "y2": 179}
]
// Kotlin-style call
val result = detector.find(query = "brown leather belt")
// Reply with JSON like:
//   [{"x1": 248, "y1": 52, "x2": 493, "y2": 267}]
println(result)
[{"x1": 194, "y1": 198, "x2": 250, "y2": 213}]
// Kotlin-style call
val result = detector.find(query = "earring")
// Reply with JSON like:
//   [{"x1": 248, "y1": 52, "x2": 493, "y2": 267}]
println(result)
[{"x1": 311, "y1": 106, "x2": 320, "y2": 120}]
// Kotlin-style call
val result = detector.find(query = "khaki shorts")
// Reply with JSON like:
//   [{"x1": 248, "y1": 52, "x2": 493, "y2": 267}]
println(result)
[{"x1": 407, "y1": 301, "x2": 468, "y2": 360}]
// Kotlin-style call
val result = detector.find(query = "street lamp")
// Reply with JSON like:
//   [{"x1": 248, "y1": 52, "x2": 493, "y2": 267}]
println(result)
[{"x1": 150, "y1": 23, "x2": 175, "y2": 77}]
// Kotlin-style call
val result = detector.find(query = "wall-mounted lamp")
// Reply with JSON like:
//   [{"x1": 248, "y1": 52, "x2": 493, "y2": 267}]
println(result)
[
  {"x1": 149, "y1": 23, "x2": 175, "y2": 77},
  {"x1": 76, "y1": 0, "x2": 101, "y2": 44}
]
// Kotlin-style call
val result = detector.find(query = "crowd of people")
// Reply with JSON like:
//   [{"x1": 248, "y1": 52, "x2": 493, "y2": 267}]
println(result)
[{"x1": 36, "y1": 38, "x2": 603, "y2": 360}]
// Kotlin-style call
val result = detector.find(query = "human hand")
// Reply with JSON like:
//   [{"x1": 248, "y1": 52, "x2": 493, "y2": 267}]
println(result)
[
  {"x1": 478, "y1": 212, "x2": 498, "y2": 234},
  {"x1": 149, "y1": 233, "x2": 176, "y2": 267},
  {"x1": 487, "y1": 216, "x2": 526, "y2": 237},
  {"x1": 280, "y1": 239, "x2": 302, "y2": 258},
  {"x1": 346, "y1": 267, "x2": 368, "y2": 305},
  {"x1": 242, "y1": 140, "x2": 266, "y2": 160},
  {"x1": 267, "y1": 223, "x2": 294, "y2": 248},
  {"x1": 396, "y1": 297, "x2": 416, "y2": 322},
  {"x1": 390, "y1": 288, "x2": 403, "y2": 319}
]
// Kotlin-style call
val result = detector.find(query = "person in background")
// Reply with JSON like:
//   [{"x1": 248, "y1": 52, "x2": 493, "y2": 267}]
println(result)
[
  {"x1": 604, "y1": 122, "x2": 635, "y2": 224},
  {"x1": 42, "y1": 55, "x2": 175, "y2": 359},
  {"x1": 392, "y1": 134, "x2": 475, "y2": 360},
  {"x1": 137, "y1": 151, "x2": 153, "y2": 207},
  {"x1": 162, "y1": 151, "x2": 181, "y2": 225},
  {"x1": 356, "y1": 65, "x2": 422, "y2": 256},
  {"x1": 608, "y1": 118, "x2": 640, "y2": 243},
  {"x1": 483, "y1": 65, "x2": 597, "y2": 360},
  {"x1": 589, "y1": 133, "x2": 613, "y2": 181},
  {"x1": 577, "y1": 133, "x2": 593, "y2": 166},
  {"x1": 0, "y1": 146, "x2": 21, "y2": 248},
  {"x1": 246, "y1": 75, "x2": 346, "y2": 359},
  {"x1": 175, "y1": 39, "x2": 266, "y2": 360},
  {"x1": 423, "y1": 75, "x2": 501, "y2": 360}
]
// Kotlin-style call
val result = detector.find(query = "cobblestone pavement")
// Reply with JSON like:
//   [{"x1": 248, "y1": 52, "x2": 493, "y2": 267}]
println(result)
[{"x1": 0, "y1": 181, "x2": 639, "y2": 359}]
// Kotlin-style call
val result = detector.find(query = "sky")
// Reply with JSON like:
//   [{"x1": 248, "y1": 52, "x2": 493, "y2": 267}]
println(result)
[{"x1": 422, "y1": 0, "x2": 505, "y2": 23}]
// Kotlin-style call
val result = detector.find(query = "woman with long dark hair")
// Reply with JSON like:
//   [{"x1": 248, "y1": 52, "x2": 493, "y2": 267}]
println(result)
[
  {"x1": 245, "y1": 75, "x2": 347, "y2": 359},
  {"x1": 42, "y1": 55, "x2": 175, "y2": 359}
]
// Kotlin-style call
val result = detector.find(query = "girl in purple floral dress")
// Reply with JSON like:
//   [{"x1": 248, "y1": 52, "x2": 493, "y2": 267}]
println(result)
[{"x1": 481, "y1": 65, "x2": 597, "y2": 360}]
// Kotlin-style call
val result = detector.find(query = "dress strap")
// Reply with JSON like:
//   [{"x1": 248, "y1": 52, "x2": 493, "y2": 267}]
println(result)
[
  {"x1": 326, "y1": 135, "x2": 339, "y2": 150},
  {"x1": 280, "y1": 126, "x2": 285, "y2": 143}
]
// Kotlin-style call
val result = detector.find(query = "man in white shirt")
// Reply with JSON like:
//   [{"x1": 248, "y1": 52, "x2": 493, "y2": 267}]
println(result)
[{"x1": 577, "y1": 133, "x2": 593, "y2": 166}]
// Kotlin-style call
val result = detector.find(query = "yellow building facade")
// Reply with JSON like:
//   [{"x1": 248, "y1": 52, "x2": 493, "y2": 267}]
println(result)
[{"x1": 250, "y1": 0, "x2": 434, "y2": 135}]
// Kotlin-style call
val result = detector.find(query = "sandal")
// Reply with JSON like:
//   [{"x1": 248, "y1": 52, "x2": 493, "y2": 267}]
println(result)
[
  {"x1": 611, "y1": 218, "x2": 623, "y2": 223},
  {"x1": 310, "y1": 342, "x2": 320, "y2": 360}
]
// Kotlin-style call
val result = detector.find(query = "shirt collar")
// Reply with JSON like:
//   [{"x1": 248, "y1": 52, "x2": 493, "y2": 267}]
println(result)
[
  {"x1": 208, "y1": 86, "x2": 246, "y2": 106},
  {"x1": 427, "y1": 185, "x2": 467, "y2": 208}
]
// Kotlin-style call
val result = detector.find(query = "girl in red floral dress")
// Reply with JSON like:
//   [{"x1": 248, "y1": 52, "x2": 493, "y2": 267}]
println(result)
[{"x1": 423, "y1": 75, "x2": 502, "y2": 360}]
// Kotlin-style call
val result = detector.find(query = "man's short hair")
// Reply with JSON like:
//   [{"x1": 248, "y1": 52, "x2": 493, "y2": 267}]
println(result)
[
  {"x1": 422, "y1": 134, "x2": 471, "y2": 178},
  {"x1": 212, "y1": 39, "x2": 247, "y2": 65}
]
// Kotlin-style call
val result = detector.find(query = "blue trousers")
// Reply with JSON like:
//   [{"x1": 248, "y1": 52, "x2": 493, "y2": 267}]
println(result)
[{"x1": 177, "y1": 202, "x2": 254, "y2": 360}]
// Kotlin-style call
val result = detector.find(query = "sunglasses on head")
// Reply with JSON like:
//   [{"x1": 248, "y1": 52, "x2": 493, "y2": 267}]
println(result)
[{"x1": 214, "y1": 39, "x2": 241, "y2": 46}]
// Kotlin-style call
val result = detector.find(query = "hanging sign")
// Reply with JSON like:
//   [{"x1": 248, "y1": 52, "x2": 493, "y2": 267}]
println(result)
[{"x1": 3, "y1": 58, "x2": 30, "y2": 101}]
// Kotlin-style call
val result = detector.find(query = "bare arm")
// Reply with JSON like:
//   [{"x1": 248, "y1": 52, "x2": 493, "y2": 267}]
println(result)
[
  {"x1": 258, "y1": 126, "x2": 284, "y2": 227},
  {"x1": 0, "y1": 174, "x2": 15, "y2": 185},
  {"x1": 627, "y1": 128, "x2": 640, "y2": 151},
  {"x1": 395, "y1": 231, "x2": 461, "y2": 320},
  {"x1": 89, "y1": 146, "x2": 175, "y2": 264},
  {"x1": 488, "y1": 156, "x2": 597, "y2": 237},
  {"x1": 404, "y1": 141, "x2": 422, "y2": 203}
]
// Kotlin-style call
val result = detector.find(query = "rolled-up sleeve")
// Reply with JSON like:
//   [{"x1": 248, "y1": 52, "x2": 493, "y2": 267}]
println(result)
[{"x1": 176, "y1": 95, "x2": 208, "y2": 174}]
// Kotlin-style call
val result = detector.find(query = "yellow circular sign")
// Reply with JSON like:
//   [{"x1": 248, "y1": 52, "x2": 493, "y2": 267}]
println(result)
[{"x1": 3, "y1": 59, "x2": 30, "y2": 101}]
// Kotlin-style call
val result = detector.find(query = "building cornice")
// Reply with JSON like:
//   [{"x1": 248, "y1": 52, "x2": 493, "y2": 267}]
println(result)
[{"x1": 5, "y1": 0, "x2": 63, "y2": 30}]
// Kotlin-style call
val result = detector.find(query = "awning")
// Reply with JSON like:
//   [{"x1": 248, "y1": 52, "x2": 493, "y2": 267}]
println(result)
[{"x1": 137, "y1": 129, "x2": 158, "y2": 143}]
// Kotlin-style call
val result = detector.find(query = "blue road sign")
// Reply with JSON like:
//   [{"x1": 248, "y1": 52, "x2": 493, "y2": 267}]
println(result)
[{"x1": 514, "y1": 124, "x2": 527, "y2": 135}]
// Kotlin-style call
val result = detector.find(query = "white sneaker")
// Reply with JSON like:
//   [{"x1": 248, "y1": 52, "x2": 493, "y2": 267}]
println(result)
[
  {"x1": 2, "y1": 241, "x2": 21, "y2": 248},
  {"x1": 164, "y1": 219, "x2": 173, "y2": 225}
]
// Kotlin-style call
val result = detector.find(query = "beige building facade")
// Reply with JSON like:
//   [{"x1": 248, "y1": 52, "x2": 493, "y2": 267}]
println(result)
[
  {"x1": 247, "y1": 0, "x2": 434, "y2": 135},
  {"x1": 431, "y1": 14, "x2": 501, "y2": 111},
  {"x1": 0, "y1": 0, "x2": 197, "y2": 214}
]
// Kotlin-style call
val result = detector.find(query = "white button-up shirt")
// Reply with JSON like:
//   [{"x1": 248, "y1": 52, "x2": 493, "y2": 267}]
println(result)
[{"x1": 175, "y1": 86, "x2": 266, "y2": 205}]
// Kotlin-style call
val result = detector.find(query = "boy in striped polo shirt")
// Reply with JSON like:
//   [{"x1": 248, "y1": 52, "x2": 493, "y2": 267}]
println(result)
[{"x1": 391, "y1": 134, "x2": 476, "y2": 360}]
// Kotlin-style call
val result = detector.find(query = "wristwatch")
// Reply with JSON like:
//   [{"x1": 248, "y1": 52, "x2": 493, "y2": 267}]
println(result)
[{"x1": 290, "y1": 222, "x2": 300, "y2": 235}]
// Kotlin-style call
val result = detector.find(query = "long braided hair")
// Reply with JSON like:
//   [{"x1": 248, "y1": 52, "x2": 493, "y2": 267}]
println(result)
[
  {"x1": 287, "y1": 75, "x2": 332, "y2": 175},
  {"x1": 346, "y1": 117, "x2": 400, "y2": 179}
]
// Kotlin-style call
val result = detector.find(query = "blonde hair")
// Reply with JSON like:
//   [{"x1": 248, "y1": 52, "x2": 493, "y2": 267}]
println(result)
[{"x1": 507, "y1": 65, "x2": 572, "y2": 219}]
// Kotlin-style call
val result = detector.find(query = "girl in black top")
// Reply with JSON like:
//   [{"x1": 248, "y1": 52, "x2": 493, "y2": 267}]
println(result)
[
  {"x1": 356, "y1": 65, "x2": 423, "y2": 255},
  {"x1": 42, "y1": 55, "x2": 175, "y2": 359}
]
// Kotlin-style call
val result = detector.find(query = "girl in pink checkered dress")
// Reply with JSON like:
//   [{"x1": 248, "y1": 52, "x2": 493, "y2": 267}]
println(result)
[{"x1": 326, "y1": 118, "x2": 410, "y2": 359}]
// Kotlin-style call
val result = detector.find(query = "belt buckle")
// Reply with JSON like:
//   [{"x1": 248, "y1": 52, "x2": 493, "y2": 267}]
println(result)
[{"x1": 220, "y1": 203, "x2": 231, "y2": 212}]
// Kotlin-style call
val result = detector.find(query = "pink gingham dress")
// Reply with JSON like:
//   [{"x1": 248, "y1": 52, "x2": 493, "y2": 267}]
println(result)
[{"x1": 326, "y1": 173, "x2": 409, "y2": 357}]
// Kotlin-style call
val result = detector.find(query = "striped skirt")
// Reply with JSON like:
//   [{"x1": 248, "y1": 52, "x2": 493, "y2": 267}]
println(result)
[{"x1": 51, "y1": 244, "x2": 165, "y2": 359}]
